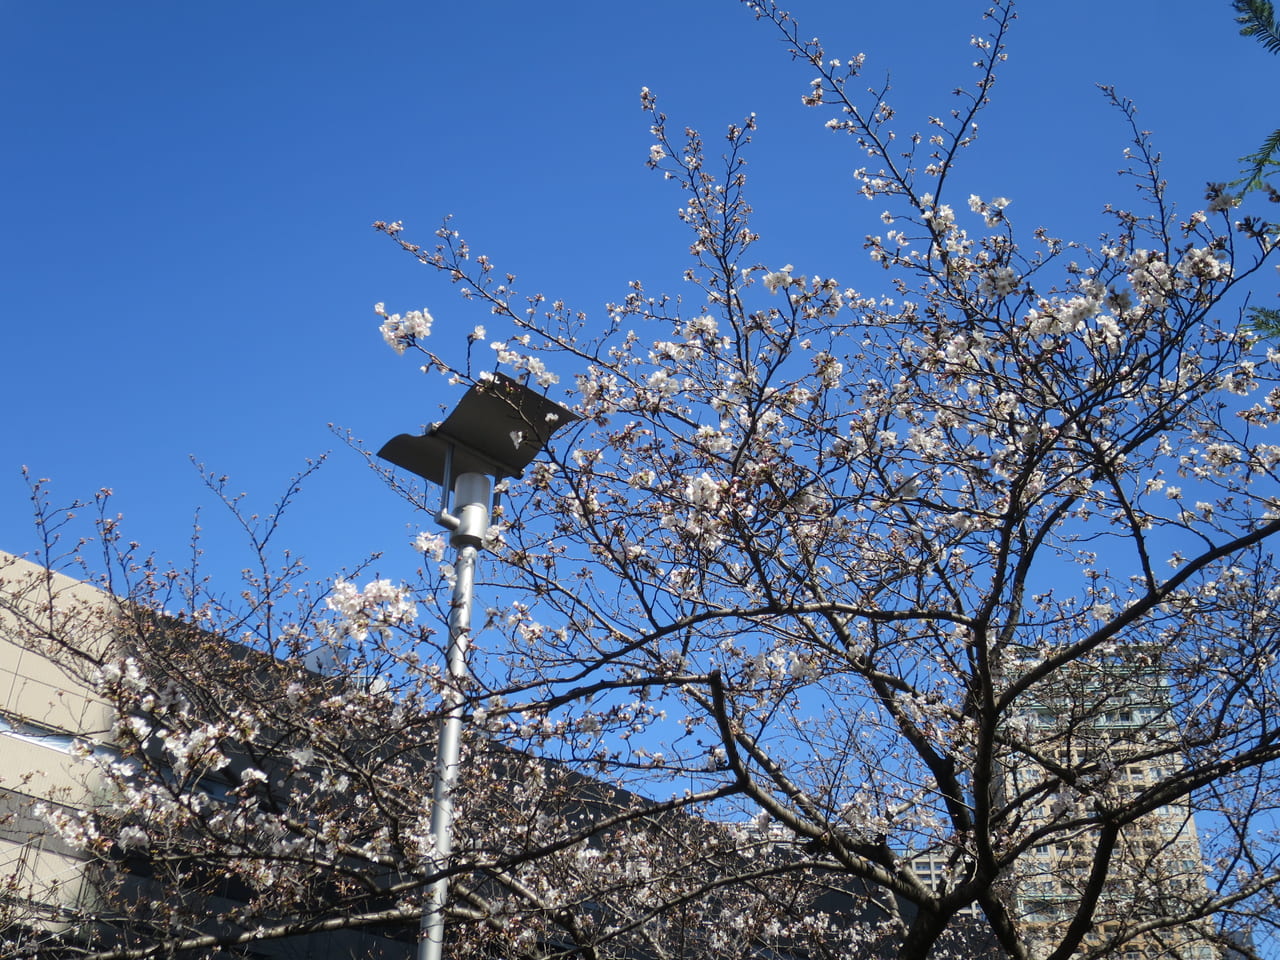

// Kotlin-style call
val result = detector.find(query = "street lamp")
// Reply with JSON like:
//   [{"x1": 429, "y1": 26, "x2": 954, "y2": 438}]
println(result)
[{"x1": 378, "y1": 372, "x2": 578, "y2": 960}]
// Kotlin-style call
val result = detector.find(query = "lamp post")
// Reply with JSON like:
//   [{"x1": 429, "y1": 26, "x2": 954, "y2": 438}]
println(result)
[{"x1": 378, "y1": 372, "x2": 577, "y2": 960}]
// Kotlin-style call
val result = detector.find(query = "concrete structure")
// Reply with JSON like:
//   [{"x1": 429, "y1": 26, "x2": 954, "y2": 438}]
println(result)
[
  {"x1": 0, "y1": 552, "x2": 116, "y2": 942},
  {"x1": 1005, "y1": 656, "x2": 1220, "y2": 960}
]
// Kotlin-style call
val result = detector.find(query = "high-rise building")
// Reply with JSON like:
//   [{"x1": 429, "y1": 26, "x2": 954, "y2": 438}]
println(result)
[{"x1": 1004, "y1": 654, "x2": 1219, "y2": 960}]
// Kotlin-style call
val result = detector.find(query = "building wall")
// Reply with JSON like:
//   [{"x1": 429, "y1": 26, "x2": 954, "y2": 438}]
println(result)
[{"x1": 0, "y1": 552, "x2": 118, "y2": 939}]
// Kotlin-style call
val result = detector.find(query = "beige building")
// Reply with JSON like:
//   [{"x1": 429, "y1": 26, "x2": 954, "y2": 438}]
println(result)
[
  {"x1": 0, "y1": 551, "x2": 117, "y2": 943},
  {"x1": 1005, "y1": 657, "x2": 1219, "y2": 960},
  {"x1": 0, "y1": 552, "x2": 416, "y2": 958}
]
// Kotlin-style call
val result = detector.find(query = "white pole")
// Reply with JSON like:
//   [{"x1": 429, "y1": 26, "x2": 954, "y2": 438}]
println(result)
[{"x1": 420, "y1": 472, "x2": 490, "y2": 960}]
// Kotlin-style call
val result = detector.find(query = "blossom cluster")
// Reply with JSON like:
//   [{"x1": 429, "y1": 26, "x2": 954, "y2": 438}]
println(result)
[
  {"x1": 374, "y1": 301, "x2": 433, "y2": 354},
  {"x1": 326, "y1": 577, "x2": 418, "y2": 641}
]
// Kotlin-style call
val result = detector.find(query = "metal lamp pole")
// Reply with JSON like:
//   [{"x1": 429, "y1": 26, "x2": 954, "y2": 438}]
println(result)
[
  {"x1": 377, "y1": 373, "x2": 577, "y2": 960},
  {"x1": 420, "y1": 471, "x2": 489, "y2": 960}
]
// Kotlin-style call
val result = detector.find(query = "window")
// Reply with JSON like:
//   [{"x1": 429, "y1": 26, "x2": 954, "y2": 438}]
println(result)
[{"x1": 0, "y1": 711, "x2": 77, "y2": 753}]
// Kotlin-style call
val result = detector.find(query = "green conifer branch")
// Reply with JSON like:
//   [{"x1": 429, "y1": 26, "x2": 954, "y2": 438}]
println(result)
[
  {"x1": 1234, "y1": 0, "x2": 1280, "y2": 53},
  {"x1": 1231, "y1": 2, "x2": 1280, "y2": 190}
]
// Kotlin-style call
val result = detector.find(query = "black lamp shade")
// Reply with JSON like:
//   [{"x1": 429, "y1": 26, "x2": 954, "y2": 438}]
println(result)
[{"x1": 378, "y1": 373, "x2": 579, "y2": 485}]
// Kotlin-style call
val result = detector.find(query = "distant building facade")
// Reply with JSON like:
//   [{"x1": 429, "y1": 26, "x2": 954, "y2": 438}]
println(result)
[{"x1": 1004, "y1": 655, "x2": 1220, "y2": 960}]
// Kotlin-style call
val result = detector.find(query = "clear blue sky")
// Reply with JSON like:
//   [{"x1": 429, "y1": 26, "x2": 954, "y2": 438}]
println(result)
[{"x1": 2, "y1": 1, "x2": 1274, "y2": 591}]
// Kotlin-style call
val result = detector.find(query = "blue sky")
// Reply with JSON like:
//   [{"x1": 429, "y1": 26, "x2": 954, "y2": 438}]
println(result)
[{"x1": 2, "y1": 1, "x2": 1275, "y2": 592}]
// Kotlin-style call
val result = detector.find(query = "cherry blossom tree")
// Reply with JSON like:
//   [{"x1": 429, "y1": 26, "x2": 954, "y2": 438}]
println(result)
[{"x1": 7, "y1": 2, "x2": 1280, "y2": 959}]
